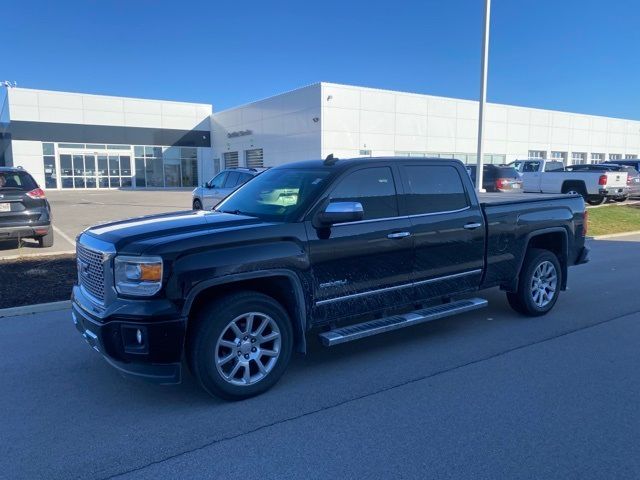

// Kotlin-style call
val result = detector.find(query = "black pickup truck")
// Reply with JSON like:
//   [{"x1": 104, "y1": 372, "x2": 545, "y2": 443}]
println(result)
[{"x1": 72, "y1": 157, "x2": 589, "y2": 400}]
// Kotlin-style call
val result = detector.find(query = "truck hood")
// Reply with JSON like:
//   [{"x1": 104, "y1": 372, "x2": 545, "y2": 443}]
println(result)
[{"x1": 83, "y1": 210, "x2": 265, "y2": 251}]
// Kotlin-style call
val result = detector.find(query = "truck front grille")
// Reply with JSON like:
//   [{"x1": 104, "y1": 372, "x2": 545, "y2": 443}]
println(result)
[{"x1": 76, "y1": 242, "x2": 106, "y2": 303}]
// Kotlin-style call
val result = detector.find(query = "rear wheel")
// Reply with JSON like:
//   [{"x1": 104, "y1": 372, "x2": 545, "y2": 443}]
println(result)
[
  {"x1": 193, "y1": 199, "x2": 203, "y2": 210},
  {"x1": 614, "y1": 197, "x2": 628, "y2": 203},
  {"x1": 188, "y1": 291, "x2": 293, "y2": 400},
  {"x1": 562, "y1": 183, "x2": 587, "y2": 199},
  {"x1": 507, "y1": 248, "x2": 561, "y2": 316},
  {"x1": 37, "y1": 229, "x2": 54, "y2": 248},
  {"x1": 586, "y1": 196, "x2": 606, "y2": 206}
]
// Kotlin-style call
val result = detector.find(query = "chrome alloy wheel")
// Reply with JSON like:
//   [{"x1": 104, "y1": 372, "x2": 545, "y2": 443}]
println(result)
[
  {"x1": 215, "y1": 312, "x2": 281, "y2": 386},
  {"x1": 530, "y1": 260, "x2": 558, "y2": 308}
]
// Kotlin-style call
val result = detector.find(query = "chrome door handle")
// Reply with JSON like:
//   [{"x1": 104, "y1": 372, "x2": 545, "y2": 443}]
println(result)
[
  {"x1": 387, "y1": 231, "x2": 411, "y2": 239},
  {"x1": 463, "y1": 222, "x2": 482, "y2": 230}
]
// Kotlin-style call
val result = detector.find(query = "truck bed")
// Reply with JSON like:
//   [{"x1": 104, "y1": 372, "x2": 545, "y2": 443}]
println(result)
[{"x1": 478, "y1": 192, "x2": 577, "y2": 206}]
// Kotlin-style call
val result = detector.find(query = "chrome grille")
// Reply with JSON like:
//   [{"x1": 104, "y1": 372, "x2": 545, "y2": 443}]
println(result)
[{"x1": 76, "y1": 242, "x2": 106, "y2": 302}]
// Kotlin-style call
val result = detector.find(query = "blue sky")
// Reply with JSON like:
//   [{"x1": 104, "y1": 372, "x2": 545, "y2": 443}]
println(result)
[{"x1": 2, "y1": 0, "x2": 639, "y2": 118}]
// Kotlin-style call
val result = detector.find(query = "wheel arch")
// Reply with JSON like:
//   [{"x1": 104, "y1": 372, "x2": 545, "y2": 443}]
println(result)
[
  {"x1": 561, "y1": 180, "x2": 587, "y2": 195},
  {"x1": 182, "y1": 270, "x2": 309, "y2": 353},
  {"x1": 507, "y1": 227, "x2": 569, "y2": 292}
]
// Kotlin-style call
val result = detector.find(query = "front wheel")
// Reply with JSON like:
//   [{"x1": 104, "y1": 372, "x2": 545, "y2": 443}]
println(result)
[
  {"x1": 614, "y1": 197, "x2": 628, "y2": 203},
  {"x1": 507, "y1": 248, "x2": 561, "y2": 316},
  {"x1": 188, "y1": 291, "x2": 293, "y2": 401},
  {"x1": 193, "y1": 199, "x2": 203, "y2": 210}
]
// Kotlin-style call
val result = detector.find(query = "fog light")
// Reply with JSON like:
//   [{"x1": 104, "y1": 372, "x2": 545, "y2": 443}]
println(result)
[{"x1": 136, "y1": 329, "x2": 143, "y2": 345}]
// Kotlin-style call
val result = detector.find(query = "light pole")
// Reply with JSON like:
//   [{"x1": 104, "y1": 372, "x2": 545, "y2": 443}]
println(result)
[{"x1": 475, "y1": 0, "x2": 491, "y2": 193}]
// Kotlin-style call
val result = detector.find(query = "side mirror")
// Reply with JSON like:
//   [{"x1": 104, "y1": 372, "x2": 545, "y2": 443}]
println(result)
[{"x1": 316, "y1": 201, "x2": 364, "y2": 226}]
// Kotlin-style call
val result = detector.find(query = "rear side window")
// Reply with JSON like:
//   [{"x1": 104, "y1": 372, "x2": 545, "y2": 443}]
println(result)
[
  {"x1": 237, "y1": 172, "x2": 254, "y2": 186},
  {"x1": 330, "y1": 167, "x2": 398, "y2": 220},
  {"x1": 209, "y1": 172, "x2": 226, "y2": 188},
  {"x1": 223, "y1": 171, "x2": 241, "y2": 188},
  {"x1": 0, "y1": 171, "x2": 38, "y2": 191},
  {"x1": 544, "y1": 161, "x2": 564, "y2": 172},
  {"x1": 402, "y1": 165, "x2": 468, "y2": 215}
]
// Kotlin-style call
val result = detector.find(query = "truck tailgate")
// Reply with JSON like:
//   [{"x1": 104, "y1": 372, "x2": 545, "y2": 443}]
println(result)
[{"x1": 604, "y1": 171, "x2": 627, "y2": 188}]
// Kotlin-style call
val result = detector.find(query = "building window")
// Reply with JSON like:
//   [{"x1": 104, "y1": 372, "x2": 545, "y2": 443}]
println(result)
[
  {"x1": 625, "y1": 154, "x2": 638, "y2": 159},
  {"x1": 528, "y1": 150, "x2": 546, "y2": 159},
  {"x1": 359, "y1": 149, "x2": 372, "y2": 156},
  {"x1": 591, "y1": 153, "x2": 604, "y2": 164},
  {"x1": 224, "y1": 151, "x2": 239, "y2": 168},
  {"x1": 133, "y1": 146, "x2": 198, "y2": 188},
  {"x1": 41, "y1": 143, "x2": 57, "y2": 188},
  {"x1": 571, "y1": 152, "x2": 587, "y2": 165},
  {"x1": 245, "y1": 148, "x2": 264, "y2": 168},
  {"x1": 609, "y1": 154, "x2": 622, "y2": 161},
  {"x1": 551, "y1": 151, "x2": 567, "y2": 164}
]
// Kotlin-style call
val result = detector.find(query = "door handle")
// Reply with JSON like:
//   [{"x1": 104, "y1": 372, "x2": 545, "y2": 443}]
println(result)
[
  {"x1": 387, "y1": 231, "x2": 411, "y2": 239},
  {"x1": 463, "y1": 222, "x2": 482, "y2": 230}
]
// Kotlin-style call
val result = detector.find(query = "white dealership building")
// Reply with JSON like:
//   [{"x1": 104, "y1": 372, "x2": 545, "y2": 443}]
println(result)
[{"x1": 2, "y1": 82, "x2": 639, "y2": 190}]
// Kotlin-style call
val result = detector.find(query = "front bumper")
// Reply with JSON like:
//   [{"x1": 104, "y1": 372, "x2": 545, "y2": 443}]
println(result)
[{"x1": 71, "y1": 287, "x2": 186, "y2": 384}]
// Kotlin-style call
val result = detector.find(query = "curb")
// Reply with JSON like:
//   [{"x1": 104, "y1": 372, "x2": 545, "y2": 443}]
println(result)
[
  {"x1": 0, "y1": 300, "x2": 71, "y2": 319},
  {"x1": 0, "y1": 250, "x2": 76, "y2": 261},
  {"x1": 591, "y1": 230, "x2": 640, "y2": 240}
]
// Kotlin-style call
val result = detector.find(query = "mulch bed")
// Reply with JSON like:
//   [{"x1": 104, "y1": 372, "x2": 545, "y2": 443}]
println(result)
[{"x1": 0, "y1": 254, "x2": 76, "y2": 308}]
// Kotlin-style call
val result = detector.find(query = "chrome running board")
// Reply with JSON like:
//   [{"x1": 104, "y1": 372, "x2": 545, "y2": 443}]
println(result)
[{"x1": 318, "y1": 297, "x2": 488, "y2": 347}]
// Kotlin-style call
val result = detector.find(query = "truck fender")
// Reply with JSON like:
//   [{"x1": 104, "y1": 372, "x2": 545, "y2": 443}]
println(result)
[
  {"x1": 181, "y1": 269, "x2": 309, "y2": 353},
  {"x1": 506, "y1": 227, "x2": 569, "y2": 292}
]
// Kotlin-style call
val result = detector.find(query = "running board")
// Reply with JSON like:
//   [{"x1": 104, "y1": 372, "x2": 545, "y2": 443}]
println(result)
[{"x1": 318, "y1": 297, "x2": 488, "y2": 347}]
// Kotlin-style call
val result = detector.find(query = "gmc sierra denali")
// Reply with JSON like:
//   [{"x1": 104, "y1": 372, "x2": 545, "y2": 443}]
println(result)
[{"x1": 72, "y1": 157, "x2": 589, "y2": 400}]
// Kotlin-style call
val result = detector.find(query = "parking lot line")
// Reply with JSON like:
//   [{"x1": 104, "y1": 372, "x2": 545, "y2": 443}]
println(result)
[{"x1": 53, "y1": 225, "x2": 76, "y2": 248}]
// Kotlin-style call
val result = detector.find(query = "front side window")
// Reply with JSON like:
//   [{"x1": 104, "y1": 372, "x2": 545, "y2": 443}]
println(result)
[
  {"x1": 522, "y1": 161, "x2": 541, "y2": 173},
  {"x1": 330, "y1": 167, "x2": 398, "y2": 220},
  {"x1": 402, "y1": 165, "x2": 468, "y2": 215},
  {"x1": 209, "y1": 172, "x2": 227, "y2": 189}
]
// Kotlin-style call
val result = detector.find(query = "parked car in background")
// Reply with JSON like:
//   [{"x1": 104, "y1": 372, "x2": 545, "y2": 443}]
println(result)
[
  {"x1": 605, "y1": 162, "x2": 640, "y2": 199},
  {"x1": 567, "y1": 163, "x2": 640, "y2": 200},
  {"x1": 0, "y1": 167, "x2": 54, "y2": 247},
  {"x1": 509, "y1": 159, "x2": 565, "y2": 177},
  {"x1": 192, "y1": 167, "x2": 264, "y2": 210},
  {"x1": 466, "y1": 164, "x2": 523, "y2": 192},
  {"x1": 608, "y1": 159, "x2": 640, "y2": 173},
  {"x1": 513, "y1": 158, "x2": 628, "y2": 205}
]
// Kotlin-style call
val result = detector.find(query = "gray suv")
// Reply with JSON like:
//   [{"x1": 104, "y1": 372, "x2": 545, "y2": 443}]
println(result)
[{"x1": 192, "y1": 168, "x2": 263, "y2": 210}]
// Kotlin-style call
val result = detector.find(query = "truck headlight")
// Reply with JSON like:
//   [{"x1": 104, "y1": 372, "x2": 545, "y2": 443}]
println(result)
[{"x1": 114, "y1": 256, "x2": 163, "y2": 296}]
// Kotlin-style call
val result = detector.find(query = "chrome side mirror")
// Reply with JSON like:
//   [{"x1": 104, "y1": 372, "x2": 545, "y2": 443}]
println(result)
[{"x1": 316, "y1": 201, "x2": 364, "y2": 226}]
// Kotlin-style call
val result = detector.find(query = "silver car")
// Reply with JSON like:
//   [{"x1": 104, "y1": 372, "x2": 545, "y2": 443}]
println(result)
[{"x1": 192, "y1": 168, "x2": 262, "y2": 210}]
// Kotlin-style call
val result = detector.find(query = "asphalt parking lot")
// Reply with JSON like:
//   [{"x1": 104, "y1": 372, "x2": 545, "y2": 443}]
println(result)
[
  {"x1": 2, "y1": 234, "x2": 639, "y2": 479},
  {"x1": 0, "y1": 190, "x2": 193, "y2": 258}
]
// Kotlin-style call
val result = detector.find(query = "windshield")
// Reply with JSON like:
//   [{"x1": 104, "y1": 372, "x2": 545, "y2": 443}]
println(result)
[{"x1": 215, "y1": 168, "x2": 332, "y2": 222}]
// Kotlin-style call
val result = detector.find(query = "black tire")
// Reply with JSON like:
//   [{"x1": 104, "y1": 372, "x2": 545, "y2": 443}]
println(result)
[
  {"x1": 561, "y1": 183, "x2": 587, "y2": 200},
  {"x1": 188, "y1": 291, "x2": 293, "y2": 401},
  {"x1": 193, "y1": 199, "x2": 203, "y2": 210},
  {"x1": 586, "y1": 195, "x2": 606, "y2": 206},
  {"x1": 37, "y1": 229, "x2": 54, "y2": 248},
  {"x1": 614, "y1": 197, "x2": 627, "y2": 203},
  {"x1": 506, "y1": 248, "x2": 561, "y2": 317}
]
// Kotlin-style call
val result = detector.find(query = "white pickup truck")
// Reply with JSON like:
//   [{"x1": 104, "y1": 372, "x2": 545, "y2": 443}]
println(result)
[{"x1": 509, "y1": 159, "x2": 628, "y2": 205}]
